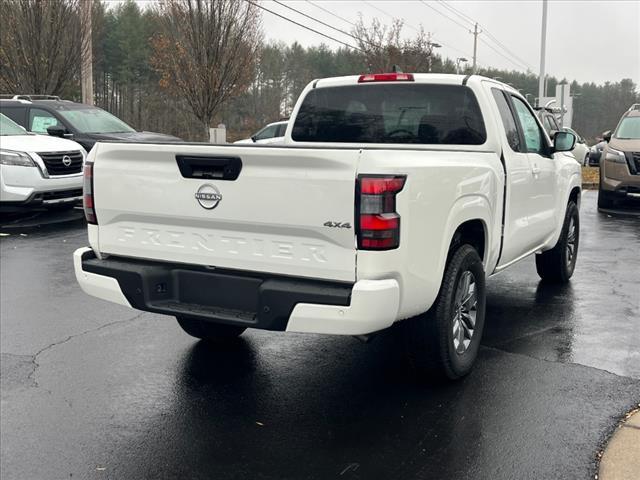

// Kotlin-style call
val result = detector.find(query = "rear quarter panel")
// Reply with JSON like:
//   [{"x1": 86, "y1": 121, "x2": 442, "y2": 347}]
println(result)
[{"x1": 356, "y1": 149, "x2": 502, "y2": 320}]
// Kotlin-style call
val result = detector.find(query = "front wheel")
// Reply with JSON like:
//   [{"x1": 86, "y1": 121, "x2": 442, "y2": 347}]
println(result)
[
  {"x1": 176, "y1": 317, "x2": 246, "y2": 342},
  {"x1": 403, "y1": 244, "x2": 486, "y2": 381},
  {"x1": 535, "y1": 200, "x2": 579, "y2": 283}
]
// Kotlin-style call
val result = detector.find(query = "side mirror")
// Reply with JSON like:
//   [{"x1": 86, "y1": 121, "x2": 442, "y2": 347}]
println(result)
[
  {"x1": 250, "y1": 135, "x2": 257, "y2": 143},
  {"x1": 553, "y1": 131, "x2": 576, "y2": 153},
  {"x1": 47, "y1": 125, "x2": 69, "y2": 138},
  {"x1": 603, "y1": 130, "x2": 612, "y2": 142}
]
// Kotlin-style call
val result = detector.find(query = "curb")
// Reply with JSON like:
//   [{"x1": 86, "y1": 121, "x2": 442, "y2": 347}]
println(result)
[{"x1": 597, "y1": 406, "x2": 640, "y2": 480}]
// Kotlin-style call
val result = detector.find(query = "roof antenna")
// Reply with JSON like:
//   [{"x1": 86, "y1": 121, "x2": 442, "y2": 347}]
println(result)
[{"x1": 392, "y1": 65, "x2": 403, "y2": 73}]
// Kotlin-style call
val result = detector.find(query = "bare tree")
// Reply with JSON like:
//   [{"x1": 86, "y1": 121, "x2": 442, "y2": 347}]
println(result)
[
  {"x1": 0, "y1": 0, "x2": 89, "y2": 95},
  {"x1": 352, "y1": 17, "x2": 436, "y2": 74},
  {"x1": 151, "y1": 0, "x2": 262, "y2": 140}
]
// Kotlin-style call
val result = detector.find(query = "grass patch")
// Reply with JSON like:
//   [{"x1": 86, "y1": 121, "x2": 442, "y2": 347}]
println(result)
[{"x1": 582, "y1": 166, "x2": 599, "y2": 187}]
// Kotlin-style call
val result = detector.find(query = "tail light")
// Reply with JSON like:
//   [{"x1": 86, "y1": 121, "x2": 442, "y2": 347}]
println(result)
[
  {"x1": 356, "y1": 175, "x2": 406, "y2": 250},
  {"x1": 83, "y1": 162, "x2": 97, "y2": 224},
  {"x1": 358, "y1": 73, "x2": 414, "y2": 83}
]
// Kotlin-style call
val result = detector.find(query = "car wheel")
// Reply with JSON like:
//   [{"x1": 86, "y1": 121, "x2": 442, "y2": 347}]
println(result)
[
  {"x1": 176, "y1": 316, "x2": 246, "y2": 342},
  {"x1": 536, "y1": 200, "x2": 579, "y2": 283},
  {"x1": 403, "y1": 244, "x2": 486, "y2": 381}
]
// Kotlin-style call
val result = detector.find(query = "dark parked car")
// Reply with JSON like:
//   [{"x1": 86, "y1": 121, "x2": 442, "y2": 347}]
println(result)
[
  {"x1": 588, "y1": 141, "x2": 606, "y2": 166},
  {"x1": 0, "y1": 96, "x2": 181, "y2": 152}
]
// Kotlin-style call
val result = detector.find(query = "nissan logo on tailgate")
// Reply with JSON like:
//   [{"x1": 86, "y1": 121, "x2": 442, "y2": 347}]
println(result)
[{"x1": 195, "y1": 184, "x2": 222, "y2": 209}]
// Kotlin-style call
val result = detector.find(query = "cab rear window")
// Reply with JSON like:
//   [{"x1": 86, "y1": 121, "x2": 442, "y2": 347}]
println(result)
[{"x1": 292, "y1": 84, "x2": 486, "y2": 144}]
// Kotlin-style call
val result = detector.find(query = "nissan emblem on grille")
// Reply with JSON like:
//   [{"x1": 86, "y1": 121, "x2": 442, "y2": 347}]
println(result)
[
  {"x1": 195, "y1": 184, "x2": 222, "y2": 209},
  {"x1": 62, "y1": 155, "x2": 72, "y2": 167}
]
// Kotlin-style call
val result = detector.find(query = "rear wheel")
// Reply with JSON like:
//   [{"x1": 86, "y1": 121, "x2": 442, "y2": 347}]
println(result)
[
  {"x1": 176, "y1": 316, "x2": 246, "y2": 342},
  {"x1": 536, "y1": 200, "x2": 579, "y2": 283},
  {"x1": 404, "y1": 244, "x2": 486, "y2": 381}
]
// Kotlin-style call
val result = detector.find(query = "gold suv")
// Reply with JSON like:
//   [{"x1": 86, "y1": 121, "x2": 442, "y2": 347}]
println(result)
[{"x1": 598, "y1": 105, "x2": 640, "y2": 209}]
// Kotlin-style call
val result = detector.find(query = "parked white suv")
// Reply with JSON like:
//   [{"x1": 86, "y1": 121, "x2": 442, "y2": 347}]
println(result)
[
  {"x1": 74, "y1": 73, "x2": 581, "y2": 380},
  {"x1": 1, "y1": 113, "x2": 85, "y2": 211}
]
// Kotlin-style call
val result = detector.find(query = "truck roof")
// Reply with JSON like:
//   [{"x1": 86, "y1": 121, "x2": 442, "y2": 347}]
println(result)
[{"x1": 312, "y1": 73, "x2": 516, "y2": 93}]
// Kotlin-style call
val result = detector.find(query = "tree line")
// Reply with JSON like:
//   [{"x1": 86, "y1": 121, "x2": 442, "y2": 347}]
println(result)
[{"x1": 1, "y1": 0, "x2": 637, "y2": 143}]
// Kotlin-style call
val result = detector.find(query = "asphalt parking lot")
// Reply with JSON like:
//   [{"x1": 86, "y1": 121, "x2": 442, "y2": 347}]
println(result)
[{"x1": 1, "y1": 191, "x2": 639, "y2": 480}]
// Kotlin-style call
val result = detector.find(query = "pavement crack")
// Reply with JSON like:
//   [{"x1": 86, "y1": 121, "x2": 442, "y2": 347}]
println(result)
[
  {"x1": 26, "y1": 312, "x2": 146, "y2": 387},
  {"x1": 481, "y1": 345, "x2": 638, "y2": 381}
]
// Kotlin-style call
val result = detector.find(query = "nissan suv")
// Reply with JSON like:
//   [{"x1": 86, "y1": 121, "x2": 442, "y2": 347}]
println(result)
[
  {"x1": 0, "y1": 113, "x2": 85, "y2": 212},
  {"x1": 598, "y1": 104, "x2": 640, "y2": 209},
  {"x1": 0, "y1": 96, "x2": 181, "y2": 152}
]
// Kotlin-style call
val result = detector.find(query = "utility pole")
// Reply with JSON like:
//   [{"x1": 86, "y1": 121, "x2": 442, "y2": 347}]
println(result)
[
  {"x1": 470, "y1": 23, "x2": 482, "y2": 73},
  {"x1": 538, "y1": 0, "x2": 548, "y2": 106},
  {"x1": 81, "y1": 0, "x2": 93, "y2": 105}
]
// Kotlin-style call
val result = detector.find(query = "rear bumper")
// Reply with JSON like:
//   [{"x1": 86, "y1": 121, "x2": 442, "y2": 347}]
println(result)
[{"x1": 73, "y1": 247, "x2": 400, "y2": 335}]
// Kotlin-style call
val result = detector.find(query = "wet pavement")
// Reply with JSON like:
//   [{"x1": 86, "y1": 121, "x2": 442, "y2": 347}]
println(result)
[{"x1": 1, "y1": 191, "x2": 639, "y2": 480}]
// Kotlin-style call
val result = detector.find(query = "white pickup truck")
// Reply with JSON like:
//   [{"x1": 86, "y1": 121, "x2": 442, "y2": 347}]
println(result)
[{"x1": 74, "y1": 73, "x2": 582, "y2": 380}]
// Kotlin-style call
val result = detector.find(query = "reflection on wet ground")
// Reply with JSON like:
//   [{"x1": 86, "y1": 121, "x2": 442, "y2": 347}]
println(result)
[{"x1": 1, "y1": 191, "x2": 638, "y2": 479}]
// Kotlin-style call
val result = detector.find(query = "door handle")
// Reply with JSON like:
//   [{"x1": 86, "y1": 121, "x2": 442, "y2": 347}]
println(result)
[
  {"x1": 531, "y1": 165, "x2": 541, "y2": 175},
  {"x1": 176, "y1": 155, "x2": 242, "y2": 180}
]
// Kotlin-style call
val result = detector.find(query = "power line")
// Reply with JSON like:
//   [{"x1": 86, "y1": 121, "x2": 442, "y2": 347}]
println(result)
[
  {"x1": 478, "y1": 37, "x2": 530, "y2": 71},
  {"x1": 245, "y1": 0, "x2": 363, "y2": 52},
  {"x1": 273, "y1": 0, "x2": 383, "y2": 51},
  {"x1": 419, "y1": 0, "x2": 469, "y2": 32},
  {"x1": 419, "y1": 0, "x2": 531, "y2": 71},
  {"x1": 362, "y1": 0, "x2": 422, "y2": 33},
  {"x1": 435, "y1": 0, "x2": 476, "y2": 27},
  {"x1": 356, "y1": 0, "x2": 473, "y2": 61},
  {"x1": 305, "y1": 0, "x2": 357, "y2": 28},
  {"x1": 436, "y1": 0, "x2": 535, "y2": 70}
]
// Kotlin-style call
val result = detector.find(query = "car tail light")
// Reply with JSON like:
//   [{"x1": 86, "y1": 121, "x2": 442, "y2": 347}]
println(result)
[
  {"x1": 356, "y1": 175, "x2": 406, "y2": 250},
  {"x1": 83, "y1": 162, "x2": 97, "y2": 224},
  {"x1": 358, "y1": 73, "x2": 414, "y2": 83}
]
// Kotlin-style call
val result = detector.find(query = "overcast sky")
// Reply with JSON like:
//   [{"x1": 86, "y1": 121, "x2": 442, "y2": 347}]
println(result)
[
  {"x1": 124, "y1": 0, "x2": 639, "y2": 85},
  {"x1": 257, "y1": 0, "x2": 639, "y2": 85}
]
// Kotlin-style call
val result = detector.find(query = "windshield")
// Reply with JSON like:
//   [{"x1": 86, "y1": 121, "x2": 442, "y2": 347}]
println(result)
[
  {"x1": 0, "y1": 113, "x2": 28, "y2": 136},
  {"x1": 58, "y1": 108, "x2": 135, "y2": 134},
  {"x1": 292, "y1": 84, "x2": 486, "y2": 144},
  {"x1": 614, "y1": 116, "x2": 640, "y2": 139}
]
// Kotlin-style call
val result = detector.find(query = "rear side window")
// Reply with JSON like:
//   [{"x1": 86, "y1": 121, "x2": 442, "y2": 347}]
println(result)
[
  {"x1": 292, "y1": 84, "x2": 486, "y2": 144},
  {"x1": 1, "y1": 106, "x2": 27, "y2": 127},
  {"x1": 491, "y1": 88, "x2": 521, "y2": 152}
]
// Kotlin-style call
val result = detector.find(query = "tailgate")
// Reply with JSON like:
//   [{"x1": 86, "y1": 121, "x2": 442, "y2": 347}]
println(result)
[{"x1": 92, "y1": 143, "x2": 359, "y2": 282}]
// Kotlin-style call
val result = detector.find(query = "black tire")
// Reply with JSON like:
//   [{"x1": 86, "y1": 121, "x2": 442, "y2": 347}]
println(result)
[
  {"x1": 535, "y1": 200, "x2": 579, "y2": 283},
  {"x1": 597, "y1": 189, "x2": 615, "y2": 210},
  {"x1": 176, "y1": 316, "x2": 246, "y2": 342},
  {"x1": 404, "y1": 244, "x2": 486, "y2": 381}
]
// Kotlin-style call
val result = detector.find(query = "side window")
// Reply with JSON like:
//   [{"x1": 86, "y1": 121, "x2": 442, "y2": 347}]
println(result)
[
  {"x1": 511, "y1": 97, "x2": 545, "y2": 154},
  {"x1": 491, "y1": 88, "x2": 521, "y2": 152},
  {"x1": 29, "y1": 108, "x2": 61, "y2": 133},
  {"x1": 276, "y1": 124, "x2": 286, "y2": 137},
  {"x1": 542, "y1": 116, "x2": 553, "y2": 133},
  {"x1": 1, "y1": 107, "x2": 27, "y2": 127},
  {"x1": 254, "y1": 124, "x2": 278, "y2": 141}
]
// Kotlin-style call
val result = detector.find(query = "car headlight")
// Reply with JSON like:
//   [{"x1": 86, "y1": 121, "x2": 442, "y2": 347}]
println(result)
[
  {"x1": 0, "y1": 150, "x2": 35, "y2": 167},
  {"x1": 604, "y1": 147, "x2": 626, "y2": 164}
]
